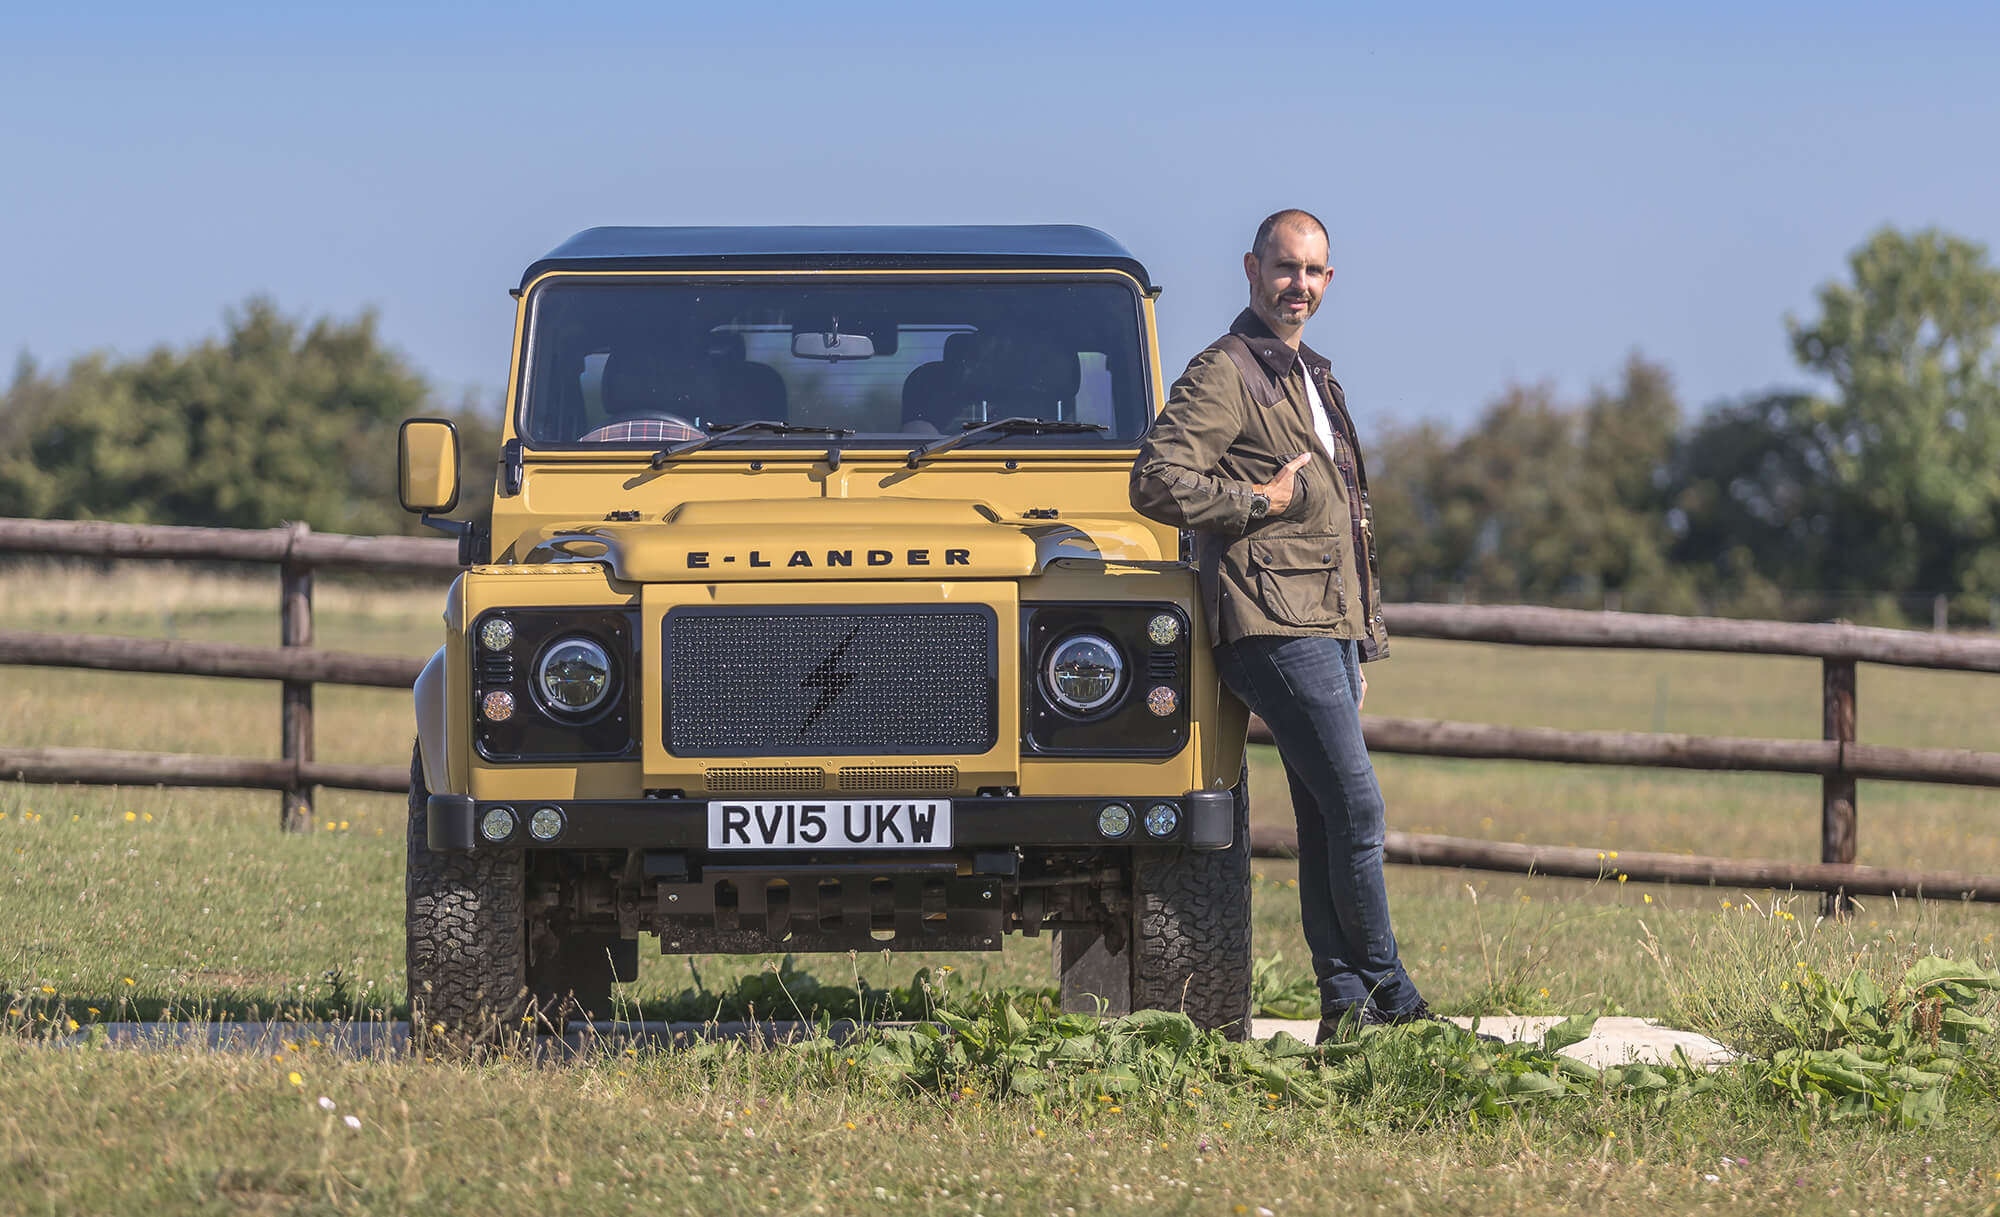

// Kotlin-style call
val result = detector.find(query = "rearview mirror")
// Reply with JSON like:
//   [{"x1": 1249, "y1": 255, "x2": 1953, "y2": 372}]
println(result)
[
  {"x1": 792, "y1": 331, "x2": 875, "y2": 362},
  {"x1": 398, "y1": 418, "x2": 461, "y2": 514}
]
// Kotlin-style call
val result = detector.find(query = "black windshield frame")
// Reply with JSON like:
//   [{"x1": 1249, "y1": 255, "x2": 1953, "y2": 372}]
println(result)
[{"x1": 511, "y1": 272, "x2": 1155, "y2": 454}]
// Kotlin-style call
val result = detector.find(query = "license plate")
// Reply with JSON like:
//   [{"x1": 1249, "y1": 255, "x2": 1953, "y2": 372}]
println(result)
[{"x1": 707, "y1": 800, "x2": 953, "y2": 850}]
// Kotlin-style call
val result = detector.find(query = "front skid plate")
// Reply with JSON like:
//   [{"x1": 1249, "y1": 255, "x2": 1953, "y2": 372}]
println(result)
[{"x1": 647, "y1": 863, "x2": 1006, "y2": 953}]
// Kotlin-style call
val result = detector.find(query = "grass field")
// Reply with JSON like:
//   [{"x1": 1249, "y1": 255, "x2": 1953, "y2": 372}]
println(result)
[{"x1": 4, "y1": 562, "x2": 2000, "y2": 1214}]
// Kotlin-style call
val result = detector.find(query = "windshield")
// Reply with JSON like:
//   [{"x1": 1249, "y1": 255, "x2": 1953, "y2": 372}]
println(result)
[{"x1": 517, "y1": 279, "x2": 1151, "y2": 449}]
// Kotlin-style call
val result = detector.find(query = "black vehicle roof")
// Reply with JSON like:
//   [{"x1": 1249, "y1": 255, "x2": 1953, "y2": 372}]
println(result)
[{"x1": 520, "y1": 225, "x2": 1155, "y2": 291}]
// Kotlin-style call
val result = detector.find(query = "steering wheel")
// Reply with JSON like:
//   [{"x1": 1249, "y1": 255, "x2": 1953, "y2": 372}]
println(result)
[{"x1": 576, "y1": 413, "x2": 703, "y2": 443}]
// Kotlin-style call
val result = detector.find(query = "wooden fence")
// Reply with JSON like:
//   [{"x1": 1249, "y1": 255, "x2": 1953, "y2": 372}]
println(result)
[{"x1": 4, "y1": 516, "x2": 1999, "y2": 906}]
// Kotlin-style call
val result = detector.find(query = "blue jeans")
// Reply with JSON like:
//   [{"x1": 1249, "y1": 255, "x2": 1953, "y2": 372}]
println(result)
[{"x1": 1216, "y1": 634, "x2": 1423, "y2": 1017}]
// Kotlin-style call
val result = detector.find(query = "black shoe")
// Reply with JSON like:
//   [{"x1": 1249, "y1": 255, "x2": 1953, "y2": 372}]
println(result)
[
  {"x1": 1313, "y1": 1005, "x2": 1368, "y2": 1045},
  {"x1": 1367, "y1": 998, "x2": 1438, "y2": 1026}
]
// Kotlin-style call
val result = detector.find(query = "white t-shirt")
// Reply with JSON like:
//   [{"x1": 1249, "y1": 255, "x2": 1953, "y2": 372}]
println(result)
[{"x1": 1300, "y1": 358, "x2": 1342, "y2": 466}]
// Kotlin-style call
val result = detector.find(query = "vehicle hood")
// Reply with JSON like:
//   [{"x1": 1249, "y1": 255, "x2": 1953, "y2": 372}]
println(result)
[{"x1": 512, "y1": 497, "x2": 1168, "y2": 581}]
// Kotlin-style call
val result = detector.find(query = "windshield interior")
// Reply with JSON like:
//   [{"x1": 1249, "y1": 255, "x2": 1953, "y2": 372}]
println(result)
[{"x1": 518, "y1": 279, "x2": 1151, "y2": 448}]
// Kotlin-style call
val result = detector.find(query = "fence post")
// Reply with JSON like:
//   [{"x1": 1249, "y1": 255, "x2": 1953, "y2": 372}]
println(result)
[
  {"x1": 280, "y1": 523, "x2": 315, "y2": 833},
  {"x1": 1821, "y1": 658, "x2": 1857, "y2": 915}
]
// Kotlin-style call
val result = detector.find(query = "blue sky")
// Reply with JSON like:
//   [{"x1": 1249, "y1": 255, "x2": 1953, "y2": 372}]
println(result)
[{"x1": 6, "y1": 2, "x2": 1998, "y2": 429}]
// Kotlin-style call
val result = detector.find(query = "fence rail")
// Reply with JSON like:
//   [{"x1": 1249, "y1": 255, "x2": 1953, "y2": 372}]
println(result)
[{"x1": 5, "y1": 515, "x2": 1998, "y2": 905}]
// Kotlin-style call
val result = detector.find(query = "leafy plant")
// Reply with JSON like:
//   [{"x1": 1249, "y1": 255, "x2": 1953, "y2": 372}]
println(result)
[{"x1": 1757, "y1": 955, "x2": 2000, "y2": 1126}]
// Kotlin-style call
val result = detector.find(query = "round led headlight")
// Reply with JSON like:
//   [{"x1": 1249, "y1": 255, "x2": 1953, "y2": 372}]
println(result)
[
  {"x1": 537, "y1": 637, "x2": 612, "y2": 714},
  {"x1": 1147, "y1": 613, "x2": 1182, "y2": 646},
  {"x1": 1097, "y1": 802, "x2": 1133, "y2": 839},
  {"x1": 1044, "y1": 633, "x2": 1125, "y2": 714},
  {"x1": 479, "y1": 617, "x2": 514, "y2": 652},
  {"x1": 479, "y1": 806, "x2": 516, "y2": 842},
  {"x1": 1146, "y1": 686, "x2": 1178, "y2": 717},
  {"x1": 481, "y1": 690, "x2": 515, "y2": 722},
  {"x1": 1144, "y1": 803, "x2": 1180, "y2": 838},
  {"x1": 528, "y1": 806, "x2": 565, "y2": 842}
]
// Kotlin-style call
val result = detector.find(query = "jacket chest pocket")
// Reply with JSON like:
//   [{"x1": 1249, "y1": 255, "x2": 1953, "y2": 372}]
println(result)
[{"x1": 1247, "y1": 534, "x2": 1346, "y2": 628}]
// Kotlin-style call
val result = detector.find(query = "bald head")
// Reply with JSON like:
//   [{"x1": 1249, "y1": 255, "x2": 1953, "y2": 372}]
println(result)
[{"x1": 1251, "y1": 209, "x2": 1329, "y2": 261}]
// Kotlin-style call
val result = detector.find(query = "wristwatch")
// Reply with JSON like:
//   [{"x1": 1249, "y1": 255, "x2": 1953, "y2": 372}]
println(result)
[{"x1": 1248, "y1": 491, "x2": 1271, "y2": 519}]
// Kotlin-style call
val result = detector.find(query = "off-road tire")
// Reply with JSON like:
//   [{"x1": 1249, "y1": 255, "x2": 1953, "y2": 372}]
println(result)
[
  {"x1": 405, "y1": 743, "x2": 528, "y2": 1043},
  {"x1": 1058, "y1": 764, "x2": 1254, "y2": 1040}
]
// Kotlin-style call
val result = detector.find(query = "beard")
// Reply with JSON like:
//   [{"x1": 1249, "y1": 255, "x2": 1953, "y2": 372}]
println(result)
[{"x1": 1263, "y1": 290, "x2": 1316, "y2": 330}]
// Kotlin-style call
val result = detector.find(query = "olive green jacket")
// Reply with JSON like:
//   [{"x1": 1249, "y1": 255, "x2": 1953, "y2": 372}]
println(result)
[{"x1": 1130, "y1": 310, "x2": 1388, "y2": 658}]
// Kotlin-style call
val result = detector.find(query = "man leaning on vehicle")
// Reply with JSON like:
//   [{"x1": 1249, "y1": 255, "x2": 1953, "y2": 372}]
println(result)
[{"x1": 1130, "y1": 209, "x2": 1430, "y2": 1041}]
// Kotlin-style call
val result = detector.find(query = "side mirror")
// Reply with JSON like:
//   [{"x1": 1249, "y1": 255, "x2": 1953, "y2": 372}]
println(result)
[{"x1": 398, "y1": 418, "x2": 462, "y2": 514}]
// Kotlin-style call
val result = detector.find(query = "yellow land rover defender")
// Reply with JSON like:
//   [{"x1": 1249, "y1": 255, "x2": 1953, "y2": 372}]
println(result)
[{"x1": 396, "y1": 226, "x2": 1253, "y2": 1038}]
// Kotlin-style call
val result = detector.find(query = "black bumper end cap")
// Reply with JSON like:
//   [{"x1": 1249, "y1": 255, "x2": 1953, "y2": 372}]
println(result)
[
  {"x1": 427, "y1": 794, "x2": 476, "y2": 850},
  {"x1": 1184, "y1": 789, "x2": 1233, "y2": 851}
]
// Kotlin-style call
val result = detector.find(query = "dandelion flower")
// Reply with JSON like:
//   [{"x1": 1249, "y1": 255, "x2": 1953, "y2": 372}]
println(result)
[
  {"x1": 287, "y1": 1072, "x2": 303, "y2": 1086},
  {"x1": 38, "y1": 985, "x2": 53, "y2": 994},
  {"x1": 65, "y1": 1018, "x2": 78, "y2": 1031},
  {"x1": 141, "y1": 812, "x2": 153, "y2": 823},
  {"x1": 338, "y1": 821, "x2": 349, "y2": 831},
  {"x1": 122, "y1": 977, "x2": 135, "y2": 986},
  {"x1": 86, "y1": 1007, "x2": 98, "y2": 1015},
  {"x1": 1643, "y1": 894, "x2": 1653, "y2": 904},
  {"x1": 124, "y1": 812, "x2": 136, "y2": 822},
  {"x1": 844, "y1": 1122, "x2": 856, "y2": 1130},
  {"x1": 1108, "y1": 1106, "x2": 1123, "y2": 1114},
  {"x1": 343, "y1": 1115, "x2": 361, "y2": 1130}
]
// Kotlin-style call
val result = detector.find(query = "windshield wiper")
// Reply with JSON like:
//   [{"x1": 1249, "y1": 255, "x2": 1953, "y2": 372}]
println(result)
[
  {"x1": 905, "y1": 417, "x2": 1108, "y2": 468},
  {"x1": 651, "y1": 420, "x2": 855, "y2": 467}
]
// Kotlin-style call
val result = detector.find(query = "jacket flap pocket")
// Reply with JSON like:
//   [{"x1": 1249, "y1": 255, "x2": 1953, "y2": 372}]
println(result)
[{"x1": 1247, "y1": 533, "x2": 1343, "y2": 573}]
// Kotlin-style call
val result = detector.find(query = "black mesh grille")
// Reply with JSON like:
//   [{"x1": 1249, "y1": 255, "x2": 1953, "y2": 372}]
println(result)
[{"x1": 664, "y1": 608, "x2": 997, "y2": 756}]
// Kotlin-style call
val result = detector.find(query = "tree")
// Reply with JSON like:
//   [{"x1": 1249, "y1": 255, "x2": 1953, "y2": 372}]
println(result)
[
  {"x1": 1786, "y1": 227, "x2": 2000, "y2": 603},
  {"x1": 1671, "y1": 227, "x2": 2000, "y2": 616},
  {"x1": 1370, "y1": 355, "x2": 1682, "y2": 607},
  {"x1": 0, "y1": 299, "x2": 495, "y2": 535}
]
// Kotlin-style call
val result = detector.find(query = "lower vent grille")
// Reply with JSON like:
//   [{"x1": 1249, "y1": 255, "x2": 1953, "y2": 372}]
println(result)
[
  {"x1": 704, "y1": 767, "x2": 826, "y2": 793},
  {"x1": 838, "y1": 765, "x2": 959, "y2": 793}
]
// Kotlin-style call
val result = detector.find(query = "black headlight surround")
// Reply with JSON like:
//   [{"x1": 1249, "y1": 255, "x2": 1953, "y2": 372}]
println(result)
[
  {"x1": 1023, "y1": 602, "x2": 1189, "y2": 756},
  {"x1": 472, "y1": 608, "x2": 638, "y2": 762}
]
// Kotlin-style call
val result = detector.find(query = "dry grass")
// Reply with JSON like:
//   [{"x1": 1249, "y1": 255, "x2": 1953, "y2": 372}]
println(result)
[{"x1": 5, "y1": 567, "x2": 2000, "y2": 1213}]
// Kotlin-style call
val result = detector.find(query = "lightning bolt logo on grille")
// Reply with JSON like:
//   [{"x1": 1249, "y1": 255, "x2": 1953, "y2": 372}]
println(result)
[{"x1": 797, "y1": 624, "x2": 862, "y2": 738}]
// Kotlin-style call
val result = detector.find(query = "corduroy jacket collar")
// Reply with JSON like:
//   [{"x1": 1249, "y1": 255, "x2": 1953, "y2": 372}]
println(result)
[{"x1": 1228, "y1": 308, "x2": 1333, "y2": 380}]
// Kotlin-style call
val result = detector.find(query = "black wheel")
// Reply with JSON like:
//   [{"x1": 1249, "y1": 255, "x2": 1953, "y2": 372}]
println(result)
[
  {"x1": 405, "y1": 742, "x2": 527, "y2": 1042},
  {"x1": 1057, "y1": 763, "x2": 1254, "y2": 1039}
]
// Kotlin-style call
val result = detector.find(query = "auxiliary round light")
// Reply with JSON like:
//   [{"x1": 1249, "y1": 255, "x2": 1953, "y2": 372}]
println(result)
[
  {"x1": 478, "y1": 617, "x2": 514, "y2": 652},
  {"x1": 1145, "y1": 686, "x2": 1178, "y2": 717},
  {"x1": 1146, "y1": 613, "x2": 1182, "y2": 646},
  {"x1": 538, "y1": 637, "x2": 612, "y2": 713},
  {"x1": 1045, "y1": 633, "x2": 1125, "y2": 713},
  {"x1": 1144, "y1": 803, "x2": 1181, "y2": 838},
  {"x1": 1096, "y1": 802, "x2": 1133, "y2": 839},
  {"x1": 479, "y1": 806, "x2": 516, "y2": 843},
  {"x1": 481, "y1": 689, "x2": 515, "y2": 722},
  {"x1": 528, "y1": 806, "x2": 565, "y2": 841}
]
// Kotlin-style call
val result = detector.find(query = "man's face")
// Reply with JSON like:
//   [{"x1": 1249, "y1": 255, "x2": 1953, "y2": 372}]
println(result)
[{"x1": 1243, "y1": 222, "x2": 1331, "y2": 339}]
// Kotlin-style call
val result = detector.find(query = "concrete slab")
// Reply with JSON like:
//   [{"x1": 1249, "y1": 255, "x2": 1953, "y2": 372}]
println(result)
[
  {"x1": 1251, "y1": 1015, "x2": 1738, "y2": 1069},
  {"x1": 67, "y1": 1014, "x2": 1737, "y2": 1069}
]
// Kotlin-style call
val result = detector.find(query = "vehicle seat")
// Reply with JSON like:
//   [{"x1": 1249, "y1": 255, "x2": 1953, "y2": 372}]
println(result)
[
  {"x1": 900, "y1": 332, "x2": 982, "y2": 434},
  {"x1": 702, "y1": 331, "x2": 788, "y2": 428},
  {"x1": 961, "y1": 332, "x2": 1081, "y2": 419},
  {"x1": 577, "y1": 341, "x2": 716, "y2": 442}
]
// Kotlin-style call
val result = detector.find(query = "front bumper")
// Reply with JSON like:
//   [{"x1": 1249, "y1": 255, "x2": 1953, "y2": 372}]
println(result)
[{"x1": 427, "y1": 789, "x2": 1235, "y2": 853}]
